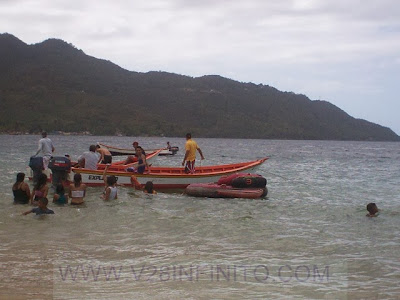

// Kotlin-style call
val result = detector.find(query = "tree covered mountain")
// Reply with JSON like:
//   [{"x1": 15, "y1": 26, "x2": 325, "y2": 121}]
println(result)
[{"x1": 0, "y1": 33, "x2": 398, "y2": 141}]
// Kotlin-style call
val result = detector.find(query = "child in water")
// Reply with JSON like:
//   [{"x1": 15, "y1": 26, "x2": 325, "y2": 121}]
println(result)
[
  {"x1": 23, "y1": 197, "x2": 54, "y2": 215},
  {"x1": 31, "y1": 173, "x2": 49, "y2": 206},
  {"x1": 144, "y1": 181, "x2": 157, "y2": 194},
  {"x1": 53, "y1": 184, "x2": 68, "y2": 205},
  {"x1": 103, "y1": 164, "x2": 118, "y2": 200},
  {"x1": 366, "y1": 203, "x2": 379, "y2": 217}
]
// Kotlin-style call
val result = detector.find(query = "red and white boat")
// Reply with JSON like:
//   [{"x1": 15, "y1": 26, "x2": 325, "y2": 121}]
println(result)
[{"x1": 71, "y1": 157, "x2": 268, "y2": 190}]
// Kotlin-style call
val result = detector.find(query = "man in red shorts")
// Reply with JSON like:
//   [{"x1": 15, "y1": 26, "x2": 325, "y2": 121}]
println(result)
[{"x1": 182, "y1": 133, "x2": 204, "y2": 174}]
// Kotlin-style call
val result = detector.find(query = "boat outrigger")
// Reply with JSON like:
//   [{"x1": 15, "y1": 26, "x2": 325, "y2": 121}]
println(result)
[{"x1": 98, "y1": 143, "x2": 179, "y2": 156}]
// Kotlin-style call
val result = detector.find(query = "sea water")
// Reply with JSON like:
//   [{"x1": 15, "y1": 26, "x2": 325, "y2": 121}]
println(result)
[{"x1": 0, "y1": 135, "x2": 399, "y2": 299}]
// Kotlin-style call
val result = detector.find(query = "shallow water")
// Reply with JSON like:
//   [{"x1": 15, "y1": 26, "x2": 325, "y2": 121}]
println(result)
[{"x1": 0, "y1": 135, "x2": 399, "y2": 299}]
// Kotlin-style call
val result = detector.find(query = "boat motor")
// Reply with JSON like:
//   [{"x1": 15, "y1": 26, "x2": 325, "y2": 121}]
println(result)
[
  {"x1": 29, "y1": 156, "x2": 44, "y2": 184},
  {"x1": 48, "y1": 156, "x2": 71, "y2": 187}
]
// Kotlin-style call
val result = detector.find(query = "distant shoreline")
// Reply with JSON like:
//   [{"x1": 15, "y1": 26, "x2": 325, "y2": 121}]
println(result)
[{"x1": 1, "y1": 133, "x2": 399, "y2": 142}]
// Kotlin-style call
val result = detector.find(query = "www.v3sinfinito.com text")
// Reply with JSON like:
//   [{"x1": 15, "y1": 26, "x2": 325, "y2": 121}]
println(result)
[{"x1": 57, "y1": 264, "x2": 330, "y2": 283}]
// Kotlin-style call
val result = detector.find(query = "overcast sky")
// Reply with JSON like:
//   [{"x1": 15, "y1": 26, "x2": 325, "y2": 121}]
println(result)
[{"x1": 1, "y1": 0, "x2": 400, "y2": 135}]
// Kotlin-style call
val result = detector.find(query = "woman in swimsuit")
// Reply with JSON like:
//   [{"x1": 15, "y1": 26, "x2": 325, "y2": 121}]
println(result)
[
  {"x1": 53, "y1": 183, "x2": 68, "y2": 205},
  {"x1": 135, "y1": 146, "x2": 150, "y2": 174},
  {"x1": 30, "y1": 173, "x2": 48, "y2": 205},
  {"x1": 102, "y1": 165, "x2": 118, "y2": 200},
  {"x1": 12, "y1": 173, "x2": 31, "y2": 204},
  {"x1": 69, "y1": 173, "x2": 86, "y2": 205}
]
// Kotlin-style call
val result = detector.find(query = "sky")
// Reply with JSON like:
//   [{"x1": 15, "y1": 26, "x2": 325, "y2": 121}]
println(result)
[{"x1": 1, "y1": 0, "x2": 400, "y2": 134}]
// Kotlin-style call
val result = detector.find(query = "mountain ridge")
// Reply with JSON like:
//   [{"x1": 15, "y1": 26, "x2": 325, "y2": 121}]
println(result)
[{"x1": 0, "y1": 33, "x2": 398, "y2": 141}]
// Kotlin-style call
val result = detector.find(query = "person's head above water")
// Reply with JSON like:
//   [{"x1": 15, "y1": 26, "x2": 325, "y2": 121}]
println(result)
[{"x1": 366, "y1": 203, "x2": 379, "y2": 216}]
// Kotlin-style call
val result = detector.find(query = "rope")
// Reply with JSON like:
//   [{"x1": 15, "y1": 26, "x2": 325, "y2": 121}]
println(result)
[{"x1": 264, "y1": 171, "x2": 311, "y2": 186}]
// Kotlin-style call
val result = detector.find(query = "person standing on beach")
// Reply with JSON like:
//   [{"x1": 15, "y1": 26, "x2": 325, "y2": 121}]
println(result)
[
  {"x1": 182, "y1": 133, "x2": 204, "y2": 174},
  {"x1": 34, "y1": 131, "x2": 55, "y2": 170}
]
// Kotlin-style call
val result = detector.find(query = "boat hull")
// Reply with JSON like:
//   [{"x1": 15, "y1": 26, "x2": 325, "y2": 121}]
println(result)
[{"x1": 72, "y1": 158, "x2": 268, "y2": 189}]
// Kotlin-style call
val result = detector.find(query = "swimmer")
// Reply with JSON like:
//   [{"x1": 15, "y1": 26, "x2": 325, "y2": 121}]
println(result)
[
  {"x1": 366, "y1": 203, "x2": 379, "y2": 217},
  {"x1": 69, "y1": 173, "x2": 86, "y2": 205},
  {"x1": 53, "y1": 183, "x2": 68, "y2": 205},
  {"x1": 144, "y1": 181, "x2": 157, "y2": 194},
  {"x1": 23, "y1": 197, "x2": 54, "y2": 215},
  {"x1": 102, "y1": 164, "x2": 118, "y2": 200}
]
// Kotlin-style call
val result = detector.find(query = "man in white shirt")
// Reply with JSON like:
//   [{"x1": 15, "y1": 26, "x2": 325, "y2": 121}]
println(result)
[
  {"x1": 78, "y1": 145, "x2": 99, "y2": 170},
  {"x1": 35, "y1": 131, "x2": 55, "y2": 170}
]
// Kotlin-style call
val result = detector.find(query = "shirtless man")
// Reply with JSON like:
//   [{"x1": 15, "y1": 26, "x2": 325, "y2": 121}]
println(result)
[{"x1": 96, "y1": 145, "x2": 112, "y2": 164}]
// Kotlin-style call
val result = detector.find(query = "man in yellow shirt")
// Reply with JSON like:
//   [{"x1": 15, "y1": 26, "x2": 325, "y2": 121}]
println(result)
[{"x1": 182, "y1": 133, "x2": 205, "y2": 174}]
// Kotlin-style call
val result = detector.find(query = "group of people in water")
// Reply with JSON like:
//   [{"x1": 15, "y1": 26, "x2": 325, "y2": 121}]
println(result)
[
  {"x1": 13, "y1": 168, "x2": 381, "y2": 217},
  {"x1": 13, "y1": 168, "x2": 157, "y2": 215},
  {"x1": 13, "y1": 132, "x2": 163, "y2": 215},
  {"x1": 17, "y1": 131, "x2": 380, "y2": 217}
]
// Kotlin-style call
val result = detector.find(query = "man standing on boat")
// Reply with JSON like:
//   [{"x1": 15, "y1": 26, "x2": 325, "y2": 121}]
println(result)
[
  {"x1": 34, "y1": 131, "x2": 55, "y2": 170},
  {"x1": 182, "y1": 133, "x2": 204, "y2": 174},
  {"x1": 96, "y1": 144, "x2": 112, "y2": 164}
]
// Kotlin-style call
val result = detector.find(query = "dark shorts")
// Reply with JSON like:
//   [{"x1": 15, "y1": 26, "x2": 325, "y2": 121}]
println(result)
[
  {"x1": 101, "y1": 155, "x2": 112, "y2": 164},
  {"x1": 137, "y1": 166, "x2": 145, "y2": 174}
]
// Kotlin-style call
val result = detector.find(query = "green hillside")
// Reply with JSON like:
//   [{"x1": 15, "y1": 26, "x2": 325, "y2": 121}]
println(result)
[{"x1": 0, "y1": 33, "x2": 398, "y2": 141}]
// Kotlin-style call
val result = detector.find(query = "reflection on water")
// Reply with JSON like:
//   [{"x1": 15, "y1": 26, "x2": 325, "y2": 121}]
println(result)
[{"x1": 0, "y1": 136, "x2": 399, "y2": 299}]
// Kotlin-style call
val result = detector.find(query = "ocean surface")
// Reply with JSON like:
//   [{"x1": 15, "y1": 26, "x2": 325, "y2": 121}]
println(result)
[{"x1": 0, "y1": 135, "x2": 399, "y2": 299}]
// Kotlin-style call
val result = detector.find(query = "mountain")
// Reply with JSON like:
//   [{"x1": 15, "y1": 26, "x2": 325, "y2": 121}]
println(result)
[{"x1": 0, "y1": 33, "x2": 398, "y2": 141}]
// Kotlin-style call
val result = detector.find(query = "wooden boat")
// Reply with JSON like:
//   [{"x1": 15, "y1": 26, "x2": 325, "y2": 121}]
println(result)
[
  {"x1": 185, "y1": 183, "x2": 268, "y2": 199},
  {"x1": 98, "y1": 143, "x2": 179, "y2": 156},
  {"x1": 71, "y1": 158, "x2": 268, "y2": 189}
]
